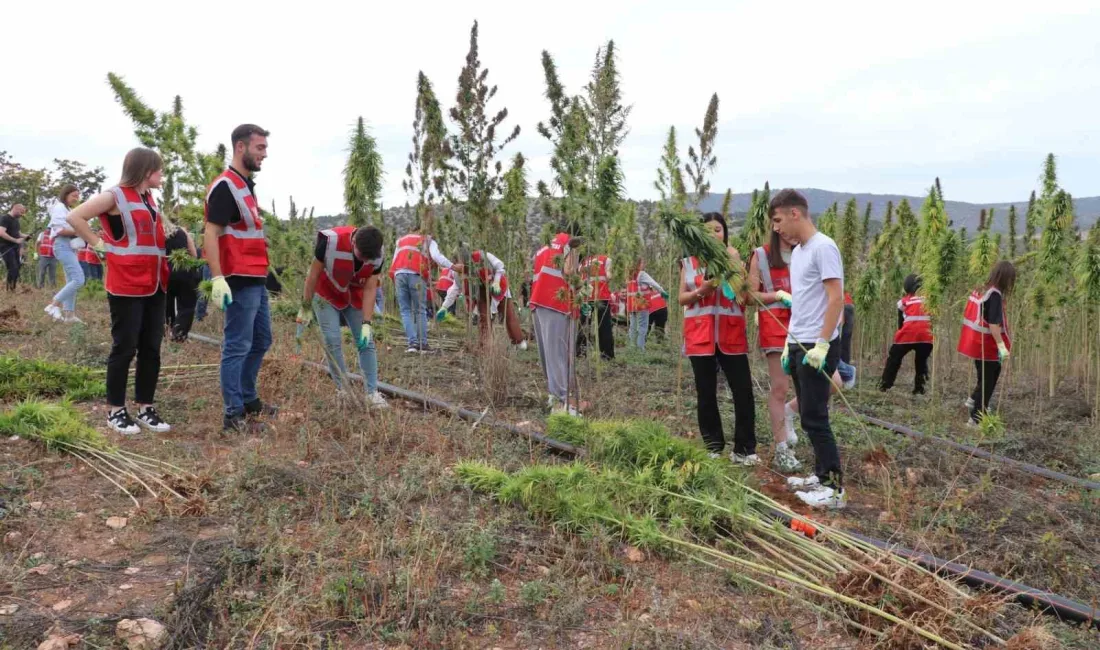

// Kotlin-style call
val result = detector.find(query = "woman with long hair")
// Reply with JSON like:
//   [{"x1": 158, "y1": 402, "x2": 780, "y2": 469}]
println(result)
[
  {"x1": 680, "y1": 212, "x2": 757, "y2": 463},
  {"x1": 66, "y1": 148, "x2": 171, "y2": 435},
  {"x1": 958, "y1": 260, "x2": 1016, "y2": 425},
  {"x1": 748, "y1": 227, "x2": 801, "y2": 472},
  {"x1": 162, "y1": 211, "x2": 200, "y2": 341},
  {"x1": 43, "y1": 184, "x2": 85, "y2": 323},
  {"x1": 879, "y1": 274, "x2": 933, "y2": 394}
]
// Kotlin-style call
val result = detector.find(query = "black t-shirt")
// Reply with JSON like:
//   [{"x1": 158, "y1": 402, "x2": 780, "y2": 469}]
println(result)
[
  {"x1": 105, "y1": 193, "x2": 159, "y2": 241},
  {"x1": 205, "y1": 167, "x2": 265, "y2": 289},
  {"x1": 982, "y1": 291, "x2": 1004, "y2": 326},
  {"x1": 0, "y1": 214, "x2": 21, "y2": 254},
  {"x1": 313, "y1": 232, "x2": 384, "y2": 276}
]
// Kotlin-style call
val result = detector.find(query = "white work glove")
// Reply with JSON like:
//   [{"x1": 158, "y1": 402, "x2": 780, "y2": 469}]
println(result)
[{"x1": 211, "y1": 276, "x2": 233, "y2": 310}]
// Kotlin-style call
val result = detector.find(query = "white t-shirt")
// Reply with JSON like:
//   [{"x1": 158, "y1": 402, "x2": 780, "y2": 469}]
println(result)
[
  {"x1": 47, "y1": 200, "x2": 71, "y2": 237},
  {"x1": 787, "y1": 232, "x2": 844, "y2": 344}
]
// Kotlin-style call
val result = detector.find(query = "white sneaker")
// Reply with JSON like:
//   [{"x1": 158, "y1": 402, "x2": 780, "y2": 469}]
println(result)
[
  {"x1": 965, "y1": 417, "x2": 979, "y2": 429},
  {"x1": 786, "y1": 474, "x2": 820, "y2": 490},
  {"x1": 44, "y1": 305, "x2": 63, "y2": 321},
  {"x1": 773, "y1": 447, "x2": 802, "y2": 473},
  {"x1": 366, "y1": 392, "x2": 389, "y2": 410},
  {"x1": 707, "y1": 452, "x2": 721, "y2": 460},
  {"x1": 64, "y1": 314, "x2": 83, "y2": 324},
  {"x1": 134, "y1": 405, "x2": 171, "y2": 433},
  {"x1": 518, "y1": 340, "x2": 528, "y2": 351},
  {"x1": 107, "y1": 408, "x2": 140, "y2": 436},
  {"x1": 406, "y1": 347, "x2": 419, "y2": 354},
  {"x1": 550, "y1": 403, "x2": 581, "y2": 417},
  {"x1": 796, "y1": 486, "x2": 847, "y2": 510},
  {"x1": 731, "y1": 452, "x2": 760, "y2": 467},
  {"x1": 783, "y1": 404, "x2": 798, "y2": 446},
  {"x1": 964, "y1": 397, "x2": 975, "y2": 410}
]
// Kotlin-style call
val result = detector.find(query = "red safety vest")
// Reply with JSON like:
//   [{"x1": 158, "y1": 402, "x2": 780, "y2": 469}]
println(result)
[
  {"x1": 530, "y1": 233, "x2": 573, "y2": 315},
  {"x1": 957, "y1": 287, "x2": 1011, "y2": 361},
  {"x1": 98, "y1": 186, "x2": 168, "y2": 297},
  {"x1": 682, "y1": 256, "x2": 747, "y2": 356},
  {"x1": 754, "y1": 245, "x2": 792, "y2": 351},
  {"x1": 626, "y1": 276, "x2": 650, "y2": 313},
  {"x1": 390, "y1": 233, "x2": 433, "y2": 279},
  {"x1": 77, "y1": 247, "x2": 101, "y2": 265},
  {"x1": 581, "y1": 255, "x2": 612, "y2": 302},
  {"x1": 844, "y1": 292, "x2": 854, "y2": 306},
  {"x1": 205, "y1": 169, "x2": 268, "y2": 278},
  {"x1": 37, "y1": 233, "x2": 54, "y2": 257},
  {"x1": 466, "y1": 250, "x2": 510, "y2": 297},
  {"x1": 435, "y1": 267, "x2": 455, "y2": 292},
  {"x1": 645, "y1": 288, "x2": 667, "y2": 313},
  {"x1": 894, "y1": 294, "x2": 933, "y2": 344},
  {"x1": 315, "y1": 226, "x2": 382, "y2": 311}
]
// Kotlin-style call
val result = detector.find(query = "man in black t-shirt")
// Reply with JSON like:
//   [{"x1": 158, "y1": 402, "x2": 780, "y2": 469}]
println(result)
[{"x1": 0, "y1": 205, "x2": 27, "y2": 291}]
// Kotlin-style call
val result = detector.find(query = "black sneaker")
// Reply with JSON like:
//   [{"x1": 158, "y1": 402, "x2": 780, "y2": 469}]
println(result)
[
  {"x1": 107, "y1": 408, "x2": 140, "y2": 436},
  {"x1": 244, "y1": 399, "x2": 279, "y2": 418},
  {"x1": 223, "y1": 413, "x2": 266, "y2": 434},
  {"x1": 135, "y1": 405, "x2": 171, "y2": 433}
]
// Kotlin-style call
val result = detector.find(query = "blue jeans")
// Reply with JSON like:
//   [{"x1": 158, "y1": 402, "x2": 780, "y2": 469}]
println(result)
[
  {"x1": 374, "y1": 284, "x2": 384, "y2": 315},
  {"x1": 51, "y1": 237, "x2": 84, "y2": 312},
  {"x1": 395, "y1": 272, "x2": 427, "y2": 349},
  {"x1": 838, "y1": 359, "x2": 856, "y2": 383},
  {"x1": 313, "y1": 296, "x2": 378, "y2": 394},
  {"x1": 629, "y1": 310, "x2": 650, "y2": 350},
  {"x1": 220, "y1": 283, "x2": 272, "y2": 417}
]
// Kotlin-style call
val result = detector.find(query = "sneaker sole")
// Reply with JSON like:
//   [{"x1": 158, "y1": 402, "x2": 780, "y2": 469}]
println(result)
[
  {"x1": 108, "y1": 424, "x2": 140, "y2": 436},
  {"x1": 136, "y1": 420, "x2": 171, "y2": 433}
]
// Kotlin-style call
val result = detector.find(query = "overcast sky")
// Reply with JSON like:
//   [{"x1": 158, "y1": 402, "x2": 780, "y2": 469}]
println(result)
[{"x1": 3, "y1": 1, "x2": 1098, "y2": 215}]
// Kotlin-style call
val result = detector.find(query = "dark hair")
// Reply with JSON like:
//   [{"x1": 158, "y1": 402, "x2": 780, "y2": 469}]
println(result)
[
  {"x1": 231, "y1": 124, "x2": 270, "y2": 148},
  {"x1": 57, "y1": 183, "x2": 79, "y2": 203},
  {"x1": 766, "y1": 228, "x2": 786, "y2": 269},
  {"x1": 903, "y1": 274, "x2": 922, "y2": 295},
  {"x1": 353, "y1": 225, "x2": 383, "y2": 260},
  {"x1": 119, "y1": 147, "x2": 164, "y2": 188},
  {"x1": 986, "y1": 261, "x2": 1016, "y2": 295},
  {"x1": 768, "y1": 189, "x2": 809, "y2": 217},
  {"x1": 701, "y1": 212, "x2": 728, "y2": 244}
]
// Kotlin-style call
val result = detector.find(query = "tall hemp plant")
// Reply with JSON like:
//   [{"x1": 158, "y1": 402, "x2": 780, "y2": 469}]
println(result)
[
  {"x1": 403, "y1": 71, "x2": 451, "y2": 243},
  {"x1": 684, "y1": 93, "x2": 719, "y2": 210},
  {"x1": 1076, "y1": 220, "x2": 1100, "y2": 414},
  {"x1": 344, "y1": 117, "x2": 384, "y2": 230}
]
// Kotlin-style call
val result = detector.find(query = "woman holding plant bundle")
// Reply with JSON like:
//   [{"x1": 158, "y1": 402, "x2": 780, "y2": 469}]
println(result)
[
  {"x1": 879, "y1": 274, "x2": 933, "y2": 395},
  {"x1": 163, "y1": 214, "x2": 200, "y2": 342},
  {"x1": 748, "y1": 227, "x2": 801, "y2": 473},
  {"x1": 66, "y1": 147, "x2": 172, "y2": 435},
  {"x1": 957, "y1": 260, "x2": 1015, "y2": 425},
  {"x1": 679, "y1": 212, "x2": 757, "y2": 465}
]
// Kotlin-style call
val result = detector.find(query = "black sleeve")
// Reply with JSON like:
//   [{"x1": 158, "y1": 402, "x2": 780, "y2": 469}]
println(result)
[
  {"x1": 205, "y1": 183, "x2": 240, "y2": 227},
  {"x1": 982, "y1": 292, "x2": 1003, "y2": 326},
  {"x1": 314, "y1": 233, "x2": 327, "y2": 264},
  {"x1": 897, "y1": 308, "x2": 904, "y2": 330}
]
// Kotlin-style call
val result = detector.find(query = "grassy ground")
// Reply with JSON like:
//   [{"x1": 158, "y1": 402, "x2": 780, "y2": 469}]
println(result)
[{"x1": 1, "y1": 284, "x2": 1098, "y2": 649}]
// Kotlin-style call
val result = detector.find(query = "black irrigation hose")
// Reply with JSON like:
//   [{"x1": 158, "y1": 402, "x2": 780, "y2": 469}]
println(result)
[
  {"x1": 186, "y1": 333, "x2": 1098, "y2": 629},
  {"x1": 855, "y1": 414, "x2": 1100, "y2": 492}
]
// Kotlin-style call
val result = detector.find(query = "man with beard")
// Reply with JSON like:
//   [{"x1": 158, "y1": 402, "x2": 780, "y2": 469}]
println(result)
[{"x1": 203, "y1": 124, "x2": 277, "y2": 433}]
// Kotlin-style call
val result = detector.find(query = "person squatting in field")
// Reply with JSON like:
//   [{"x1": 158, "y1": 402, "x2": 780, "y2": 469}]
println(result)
[
  {"x1": 679, "y1": 212, "x2": 757, "y2": 466},
  {"x1": 879, "y1": 274, "x2": 934, "y2": 394},
  {"x1": 297, "y1": 224, "x2": 389, "y2": 409},
  {"x1": 436, "y1": 247, "x2": 527, "y2": 349},
  {"x1": 770, "y1": 189, "x2": 847, "y2": 510},
  {"x1": 204, "y1": 124, "x2": 279, "y2": 434},
  {"x1": 958, "y1": 260, "x2": 1015, "y2": 426},
  {"x1": 66, "y1": 148, "x2": 172, "y2": 436},
  {"x1": 748, "y1": 226, "x2": 801, "y2": 473},
  {"x1": 530, "y1": 224, "x2": 585, "y2": 416}
]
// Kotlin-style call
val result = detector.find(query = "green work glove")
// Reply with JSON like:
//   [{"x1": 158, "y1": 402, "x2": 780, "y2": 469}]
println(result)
[
  {"x1": 781, "y1": 345, "x2": 791, "y2": 375},
  {"x1": 660, "y1": 290, "x2": 669, "y2": 300},
  {"x1": 580, "y1": 303, "x2": 592, "y2": 318},
  {"x1": 775, "y1": 290, "x2": 792, "y2": 308},
  {"x1": 211, "y1": 276, "x2": 233, "y2": 310},
  {"x1": 357, "y1": 323, "x2": 373, "y2": 350},
  {"x1": 802, "y1": 340, "x2": 830, "y2": 372},
  {"x1": 295, "y1": 305, "x2": 313, "y2": 327},
  {"x1": 435, "y1": 307, "x2": 449, "y2": 322},
  {"x1": 997, "y1": 341, "x2": 1010, "y2": 362},
  {"x1": 491, "y1": 279, "x2": 502, "y2": 297}
]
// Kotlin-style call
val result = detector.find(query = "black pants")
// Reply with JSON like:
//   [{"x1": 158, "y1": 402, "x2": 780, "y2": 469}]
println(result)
[
  {"x1": 789, "y1": 340, "x2": 842, "y2": 488},
  {"x1": 578, "y1": 301, "x2": 614, "y2": 360},
  {"x1": 649, "y1": 308, "x2": 668, "y2": 339},
  {"x1": 879, "y1": 342, "x2": 933, "y2": 393},
  {"x1": 689, "y1": 351, "x2": 756, "y2": 455},
  {"x1": 166, "y1": 273, "x2": 199, "y2": 340},
  {"x1": 107, "y1": 291, "x2": 166, "y2": 407},
  {"x1": 969, "y1": 359, "x2": 1002, "y2": 421},
  {"x1": 2, "y1": 248, "x2": 20, "y2": 291},
  {"x1": 840, "y1": 304, "x2": 855, "y2": 363}
]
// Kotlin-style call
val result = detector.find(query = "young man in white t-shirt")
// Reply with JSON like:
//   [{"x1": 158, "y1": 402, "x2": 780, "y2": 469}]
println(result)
[{"x1": 770, "y1": 189, "x2": 847, "y2": 509}]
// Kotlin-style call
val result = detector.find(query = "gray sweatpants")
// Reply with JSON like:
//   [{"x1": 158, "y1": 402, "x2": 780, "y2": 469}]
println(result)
[
  {"x1": 37, "y1": 256, "x2": 58, "y2": 288},
  {"x1": 533, "y1": 307, "x2": 577, "y2": 403}
]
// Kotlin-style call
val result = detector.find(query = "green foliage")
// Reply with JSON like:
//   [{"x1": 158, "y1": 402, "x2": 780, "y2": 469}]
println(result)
[
  {"x1": 838, "y1": 198, "x2": 861, "y2": 279},
  {"x1": 80, "y1": 278, "x2": 106, "y2": 300},
  {"x1": 168, "y1": 248, "x2": 206, "y2": 271},
  {"x1": 583, "y1": 40, "x2": 631, "y2": 186},
  {"x1": 968, "y1": 229, "x2": 998, "y2": 283},
  {"x1": 1023, "y1": 190, "x2": 1038, "y2": 252},
  {"x1": 1076, "y1": 220, "x2": 1100, "y2": 306},
  {"x1": 0, "y1": 356, "x2": 105, "y2": 402},
  {"x1": 344, "y1": 117, "x2": 384, "y2": 228},
  {"x1": 684, "y1": 93, "x2": 719, "y2": 206},
  {"x1": 654, "y1": 127, "x2": 686, "y2": 207},
  {"x1": 462, "y1": 527, "x2": 499, "y2": 577},
  {"x1": 520, "y1": 580, "x2": 550, "y2": 606},
  {"x1": 0, "y1": 399, "x2": 111, "y2": 452},
  {"x1": 500, "y1": 153, "x2": 531, "y2": 278},
  {"x1": 817, "y1": 203, "x2": 838, "y2": 239},
  {"x1": 739, "y1": 183, "x2": 771, "y2": 255},
  {"x1": 1007, "y1": 205, "x2": 1019, "y2": 259},
  {"x1": 0, "y1": 153, "x2": 105, "y2": 234},
  {"x1": 403, "y1": 71, "x2": 450, "y2": 233}
]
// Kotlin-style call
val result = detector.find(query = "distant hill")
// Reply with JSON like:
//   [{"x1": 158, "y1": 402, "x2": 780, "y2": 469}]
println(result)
[{"x1": 694, "y1": 189, "x2": 1100, "y2": 233}]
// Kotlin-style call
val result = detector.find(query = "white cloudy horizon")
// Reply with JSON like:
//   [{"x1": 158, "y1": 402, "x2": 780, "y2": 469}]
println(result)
[{"x1": 3, "y1": 0, "x2": 1098, "y2": 215}]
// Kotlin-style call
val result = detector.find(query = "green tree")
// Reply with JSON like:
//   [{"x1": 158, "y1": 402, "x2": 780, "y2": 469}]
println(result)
[
  {"x1": 817, "y1": 203, "x2": 838, "y2": 239},
  {"x1": 684, "y1": 93, "x2": 719, "y2": 207},
  {"x1": 403, "y1": 71, "x2": 451, "y2": 233},
  {"x1": 860, "y1": 202, "x2": 872, "y2": 254},
  {"x1": 838, "y1": 198, "x2": 861, "y2": 273},
  {"x1": 499, "y1": 153, "x2": 530, "y2": 279},
  {"x1": 740, "y1": 183, "x2": 771, "y2": 254},
  {"x1": 1023, "y1": 190, "x2": 1038, "y2": 252},
  {"x1": 720, "y1": 188, "x2": 733, "y2": 220},
  {"x1": 654, "y1": 127, "x2": 686, "y2": 208},
  {"x1": 448, "y1": 21, "x2": 521, "y2": 249},
  {"x1": 1007, "y1": 205, "x2": 1019, "y2": 258},
  {"x1": 583, "y1": 40, "x2": 631, "y2": 184},
  {"x1": 344, "y1": 117, "x2": 384, "y2": 228},
  {"x1": 882, "y1": 200, "x2": 894, "y2": 230}
]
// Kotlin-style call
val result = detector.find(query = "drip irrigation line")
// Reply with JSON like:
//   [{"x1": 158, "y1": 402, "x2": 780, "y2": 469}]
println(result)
[
  {"x1": 187, "y1": 332, "x2": 1098, "y2": 629},
  {"x1": 855, "y1": 413, "x2": 1100, "y2": 492}
]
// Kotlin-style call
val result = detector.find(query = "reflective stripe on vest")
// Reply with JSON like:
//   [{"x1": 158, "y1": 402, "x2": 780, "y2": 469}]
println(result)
[
  {"x1": 103, "y1": 187, "x2": 165, "y2": 258},
  {"x1": 208, "y1": 174, "x2": 264, "y2": 240},
  {"x1": 754, "y1": 246, "x2": 784, "y2": 310},
  {"x1": 322, "y1": 229, "x2": 356, "y2": 290}
]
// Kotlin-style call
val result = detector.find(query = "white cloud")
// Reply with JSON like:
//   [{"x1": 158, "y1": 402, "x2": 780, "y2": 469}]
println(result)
[{"x1": 3, "y1": 0, "x2": 1098, "y2": 214}]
